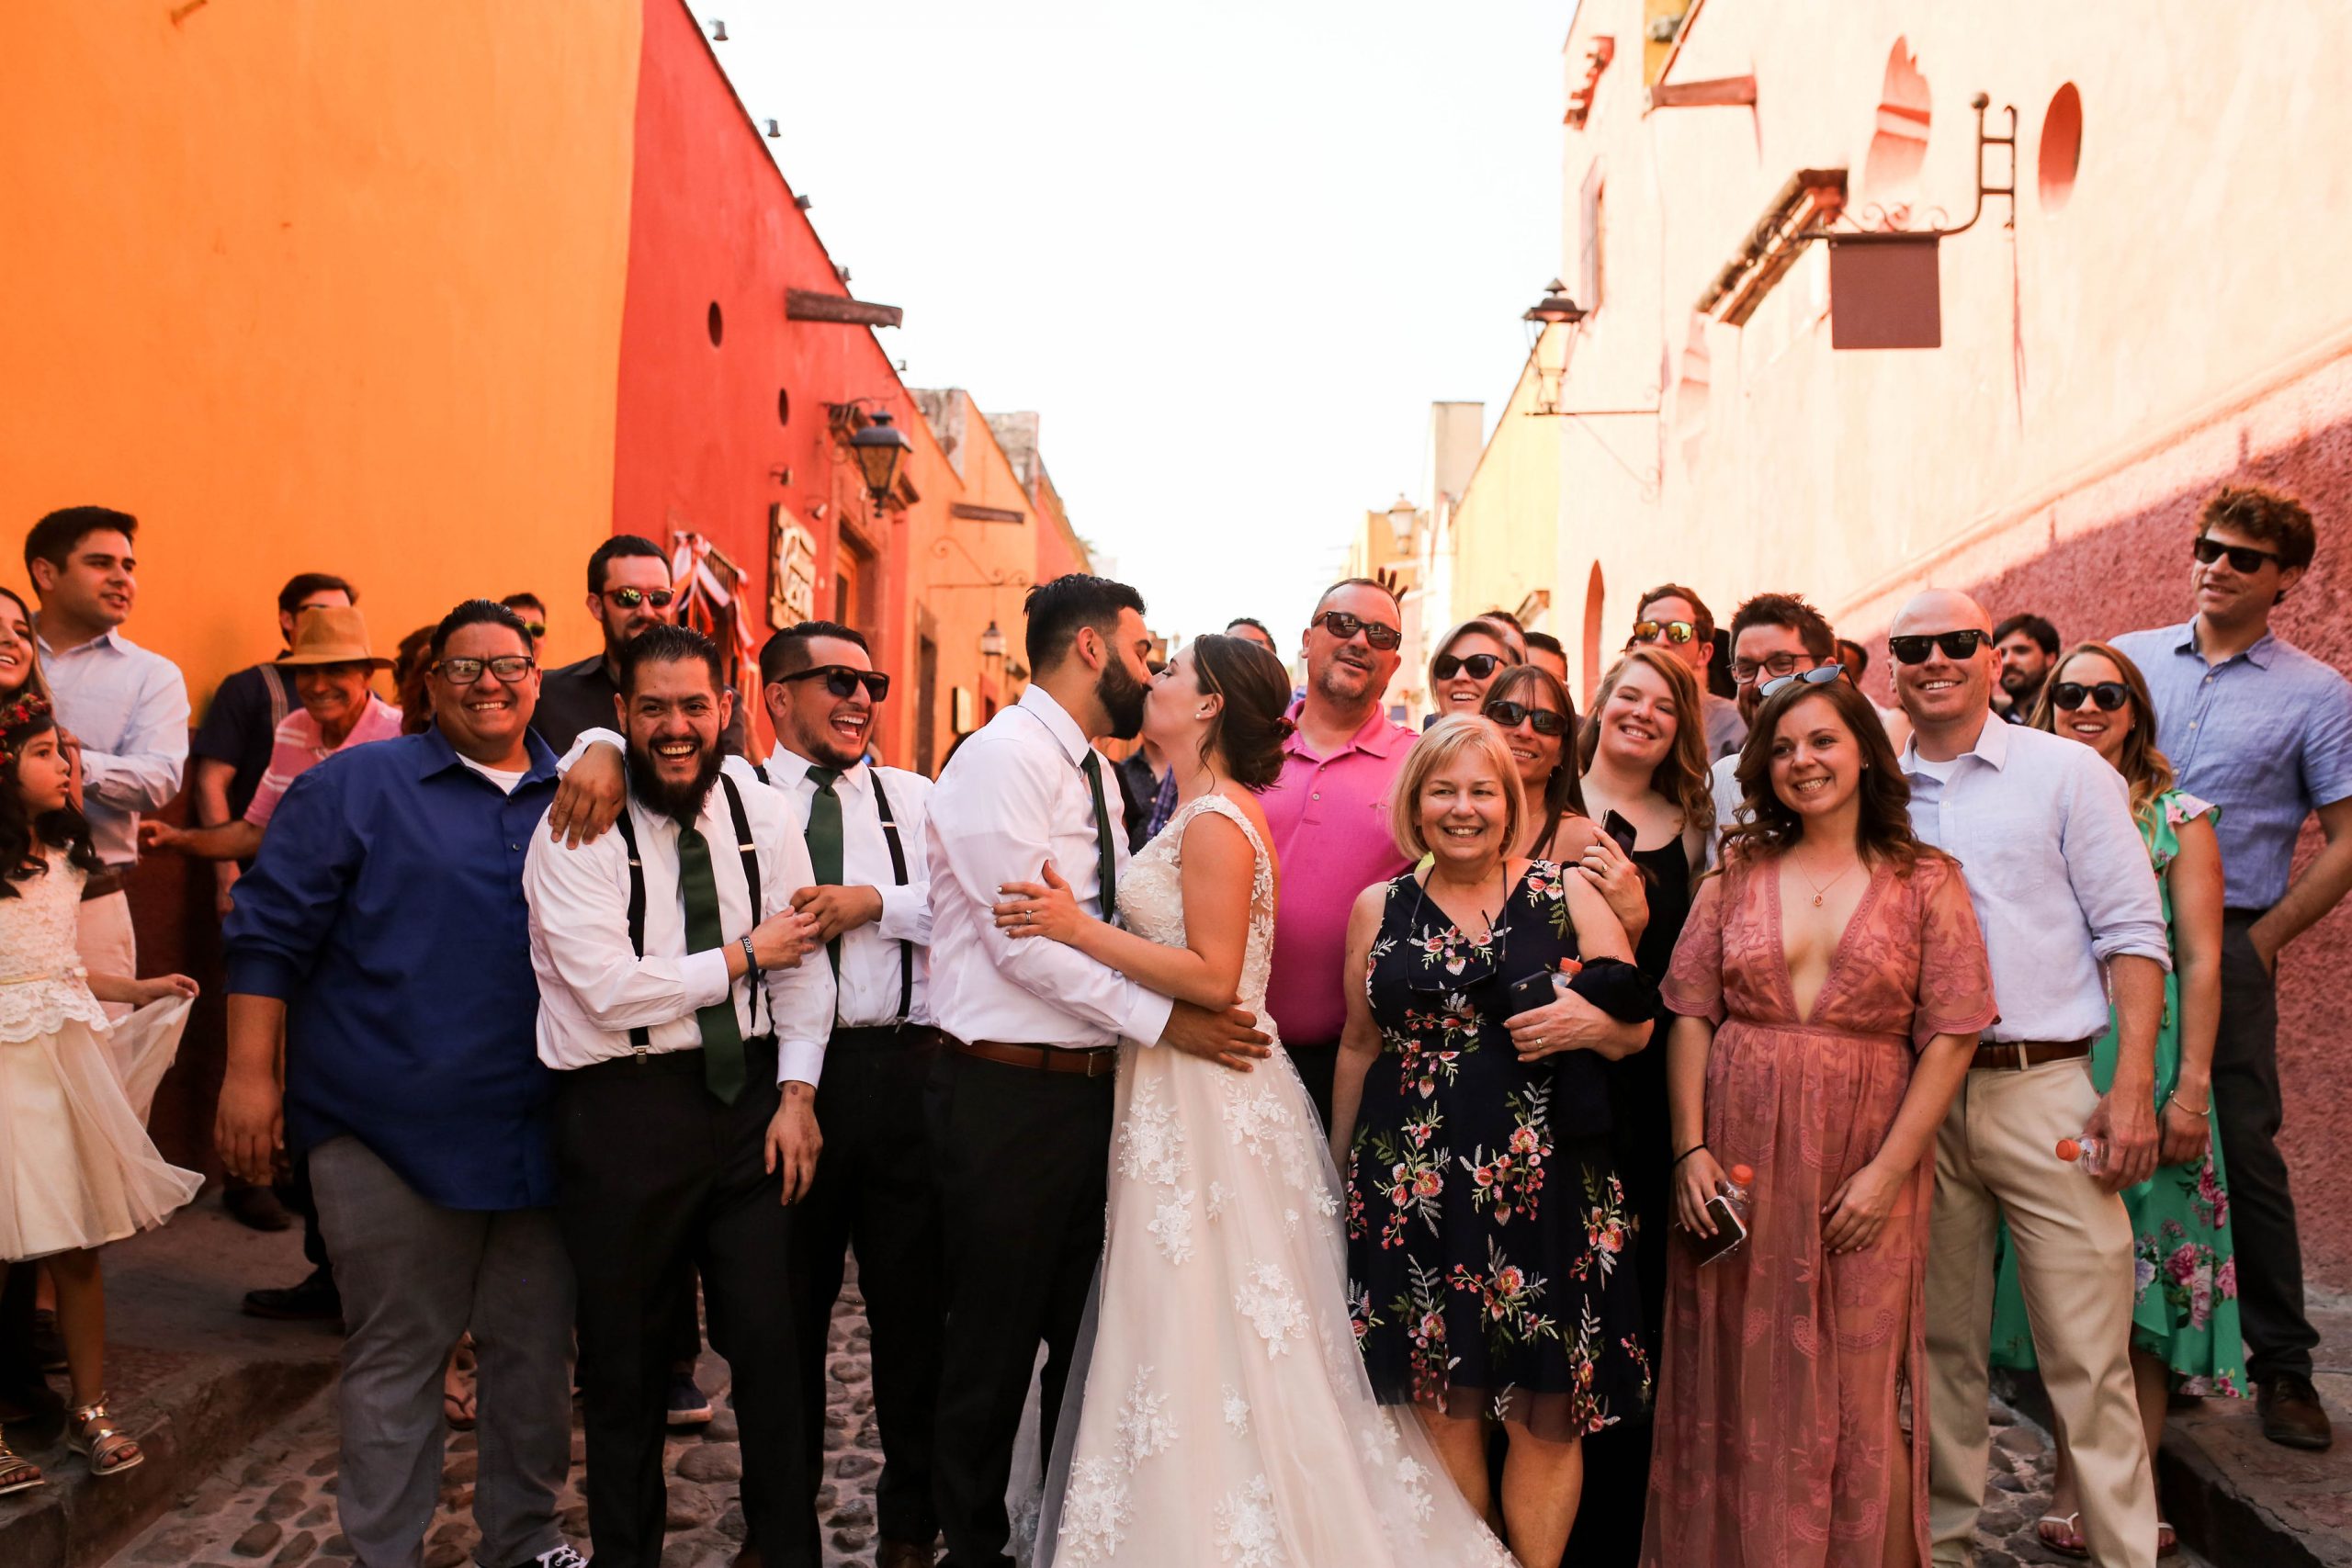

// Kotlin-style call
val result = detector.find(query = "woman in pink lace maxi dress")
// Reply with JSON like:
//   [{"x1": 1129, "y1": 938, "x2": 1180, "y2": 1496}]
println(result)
[{"x1": 1642, "y1": 675, "x2": 1996, "y2": 1566}]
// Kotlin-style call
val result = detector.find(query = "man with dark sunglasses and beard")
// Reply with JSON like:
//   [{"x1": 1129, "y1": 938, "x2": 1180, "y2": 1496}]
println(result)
[
  {"x1": 923, "y1": 574, "x2": 1272, "y2": 1568},
  {"x1": 523, "y1": 624, "x2": 833, "y2": 1568},
  {"x1": 534, "y1": 534, "x2": 748, "y2": 758}
]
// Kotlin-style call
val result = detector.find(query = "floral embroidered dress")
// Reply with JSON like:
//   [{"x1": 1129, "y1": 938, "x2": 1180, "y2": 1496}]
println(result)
[
  {"x1": 0, "y1": 851, "x2": 199, "y2": 1262},
  {"x1": 1036, "y1": 794, "x2": 1511, "y2": 1568},
  {"x1": 1345, "y1": 862, "x2": 1653, "y2": 1441},
  {"x1": 1643, "y1": 852, "x2": 1996, "y2": 1568},
  {"x1": 1986, "y1": 790, "x2": 2245, "y2": 1396}
]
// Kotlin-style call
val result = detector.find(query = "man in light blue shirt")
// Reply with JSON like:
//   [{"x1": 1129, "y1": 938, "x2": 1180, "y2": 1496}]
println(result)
[
  {"x1": 2111, "y1": 483, "x2": 2352, "y2": 1451},
  {"x1": 25, "y1": 507, "x2": 189, "y2": 997},
  {"x1": 1894, "y1": 588, "x2": 2167, "y2": 1568}
]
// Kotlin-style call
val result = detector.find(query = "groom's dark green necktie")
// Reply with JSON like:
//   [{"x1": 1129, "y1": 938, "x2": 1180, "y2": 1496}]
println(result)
[
  {"x1": 1080, "y1": 750, "x2": 1117, "y2": 916},
  {"x1": 805, "y1": 766, "x2": 843, "y2": 976},
  {"x1": 675, "y1": 820, "x2": 746, "y2": 1105}
]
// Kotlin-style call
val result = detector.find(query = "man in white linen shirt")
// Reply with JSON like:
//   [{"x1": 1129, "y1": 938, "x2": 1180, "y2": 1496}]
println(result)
[
  {"x1": 1892, "y1": 589, "x2": 2169, "y2": 1568},
  {"x1": 523, "y1": 625, "x2": 832, "y2": 1568},
  {"x1": 24, "y1": 506, "x2": 189, "y2": 1004},
  {"x1": 924, "y1": 575, "x2": 1272, "y2": 1568}
]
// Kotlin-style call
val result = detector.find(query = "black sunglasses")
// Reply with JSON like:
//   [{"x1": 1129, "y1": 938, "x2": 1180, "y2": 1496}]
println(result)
[
  {"x1": 2049, "y1": 681, "x2": 2129, "y2": 713},
  {"x1": 1888, "y1": 630, "x2": 1990, "y2": 665},
  {"x1": 603, "y1": 586, "x2": 676, "y2": 611},
  {"x1": 1630, "y1": 619, "x2": 1697, "y2": 646},
  {"x1": 1432, "y1": 651, "x2": 1505, "y2": 682},
  {"x1": 1758, "y1": 663, "x2": 1845, "y2": 700},
  {"x1": 777, "y1": 665, "x2": 889, "y2": 702},
  {"x1": 1483, "y1": 700, "x2": 1568, "y2": 737},
  {"x1": 2192, "y1": 536, "x2": 2287, "y2": 574},
  {"x1": 1311, "y1": 610, "x2": 1403, "y2": 650}
]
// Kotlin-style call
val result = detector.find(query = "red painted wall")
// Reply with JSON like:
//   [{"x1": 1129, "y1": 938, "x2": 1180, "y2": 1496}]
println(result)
[{"x1": 613, "y1": 0, "x2": 917, "y2": 757}]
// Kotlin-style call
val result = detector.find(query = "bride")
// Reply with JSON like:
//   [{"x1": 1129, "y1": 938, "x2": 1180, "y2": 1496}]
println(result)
[{"x1": 991, "y1": 633, "x2": 1515, "y2": 1568}]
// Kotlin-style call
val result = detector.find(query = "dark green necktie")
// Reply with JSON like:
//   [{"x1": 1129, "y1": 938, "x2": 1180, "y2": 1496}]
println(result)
[
  {"x1": 676, "y1": 823, "x2": 746, "y2": 1105},
  {"x1": 1080, "y1": 750, "x2": 1117, "y2": 917},
  {"x1": 805, "y1": 766, "x2": 843, "y2": 976}
]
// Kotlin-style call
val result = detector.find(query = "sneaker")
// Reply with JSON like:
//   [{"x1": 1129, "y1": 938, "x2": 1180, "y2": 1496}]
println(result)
[
  {"x1": 511, "y1": 1547, "x2": 588, "y2": 1568},
  {"x1": 2256, "y1": 1373, "x2": 2335, "y2": 1451},
  {"x1": 243, "y1": 1266, "x2": 344, "y2": 1323},
  {"x1": 665, "y1": 1371, "x2": 713, "y2": 1429}
]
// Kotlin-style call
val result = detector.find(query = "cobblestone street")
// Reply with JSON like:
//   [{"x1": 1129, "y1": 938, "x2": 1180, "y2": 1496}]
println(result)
[{"x1": 98, "y1": 1269, "x2": 2200, "y2": 1568}]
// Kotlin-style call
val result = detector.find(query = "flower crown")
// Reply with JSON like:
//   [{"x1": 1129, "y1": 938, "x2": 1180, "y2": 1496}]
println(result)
[{"x1": 0, "y1": 693, "x2": 53, "y2": 765}]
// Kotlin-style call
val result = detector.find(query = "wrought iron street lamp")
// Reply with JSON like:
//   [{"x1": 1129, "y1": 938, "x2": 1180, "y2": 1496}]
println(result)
[
  {"x1": 849, "y1": 410, "x2": 912, "y2": 505},
  {"x1": 978, "y1": 620, "x2": 1006, "y2": 661},
  {"x1": 1385, "y1": 495, "x2": 1418, "y2": 551}
]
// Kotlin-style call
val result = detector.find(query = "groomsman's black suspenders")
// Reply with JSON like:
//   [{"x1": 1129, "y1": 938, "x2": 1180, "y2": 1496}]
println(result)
[
  {"x1": 752, "y1": 760, "x2": 916, "y2": 1027},
  {"x1": 612, "y1": 773, "x2": 763, "y2": 1056}
]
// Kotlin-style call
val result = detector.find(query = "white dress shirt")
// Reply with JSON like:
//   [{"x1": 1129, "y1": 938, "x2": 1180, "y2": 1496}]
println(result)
[
  {"x1": 38, "y1": 628, "x2": 189, "y2": 868},
  {"x1": 925, "y1": 685, "x2": 1175, "y2": 1050},
  {"x1": 746, "y1": 749, "x2": 935, "y2": 1030},
  {"x1": 523, "y1": 773, "x2": 836, "y2": 1086},
  {"x1": 1901, "y1": 716, "x2": 2169, "y2": 1044}
]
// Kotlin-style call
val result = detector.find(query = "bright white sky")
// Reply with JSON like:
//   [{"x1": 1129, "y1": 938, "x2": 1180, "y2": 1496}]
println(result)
[{"x1": 694, "y1": 2, "x2": 1569, "y2": 647}]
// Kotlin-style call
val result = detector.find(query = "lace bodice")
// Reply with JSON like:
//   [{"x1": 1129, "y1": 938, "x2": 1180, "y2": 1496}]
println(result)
[
  {"x1": 1116, "y1": 792, "x2": 1277, "y2": 1041},
  {"x1": 0, "y1": 850, "x2": 109, "y2": 1043}
]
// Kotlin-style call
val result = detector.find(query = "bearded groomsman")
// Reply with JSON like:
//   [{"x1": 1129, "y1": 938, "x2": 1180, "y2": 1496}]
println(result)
[{"x1": 523, "y1": 624, "x2": 833, "y2": 1568}]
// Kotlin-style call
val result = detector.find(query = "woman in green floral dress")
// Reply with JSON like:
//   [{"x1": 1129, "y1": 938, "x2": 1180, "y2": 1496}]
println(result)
[{"x1": 1988, "y1": 643, "x2": 2245, "y2": 1559}]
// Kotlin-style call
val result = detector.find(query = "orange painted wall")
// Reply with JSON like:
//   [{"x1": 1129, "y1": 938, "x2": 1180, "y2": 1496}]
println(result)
[{"x1": 0, "y1": 1, "x2": 644, "y2": 696}]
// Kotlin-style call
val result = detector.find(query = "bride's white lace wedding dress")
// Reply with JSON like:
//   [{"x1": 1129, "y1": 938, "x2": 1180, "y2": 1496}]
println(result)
[{"x1": 1035, "y1": 793, "x2": 1515, "y2": 1568}]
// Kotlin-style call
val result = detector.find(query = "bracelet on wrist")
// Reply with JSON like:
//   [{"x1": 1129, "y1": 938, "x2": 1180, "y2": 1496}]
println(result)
[
  {"x1": 1671, "y1": 1143, "x2": 1709, "y2": 1169},
  {"x1": 2165, "y1": 1089, "x2": 2211, "y2": 1118},
  {"x1": 740, "y1": 934, "x2": 760, "y2": 976}
]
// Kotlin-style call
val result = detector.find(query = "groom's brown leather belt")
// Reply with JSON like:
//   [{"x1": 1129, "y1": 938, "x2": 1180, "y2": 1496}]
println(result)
[
  {"x1": 953, "y1": 1038, "x2": 1121, "y2": 1078},
  {"x1": 1970, "y1": 1038, "x2": 2092, "y2": 1071}
]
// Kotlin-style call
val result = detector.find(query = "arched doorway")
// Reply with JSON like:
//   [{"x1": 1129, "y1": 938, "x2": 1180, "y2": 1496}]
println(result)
[{"x1": 1579, "y1": 562, "x2": 1606, "y2": 706}]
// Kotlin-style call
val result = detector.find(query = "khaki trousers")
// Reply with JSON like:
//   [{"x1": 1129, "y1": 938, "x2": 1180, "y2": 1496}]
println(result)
[{"x1": 1924, "y1": 1056, "x2": 2155, "y2": 1568}]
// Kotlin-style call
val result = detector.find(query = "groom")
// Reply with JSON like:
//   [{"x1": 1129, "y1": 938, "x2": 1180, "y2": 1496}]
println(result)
[{"x1": 924, "y1": 574, "x2": 1272, "y2": 1568}]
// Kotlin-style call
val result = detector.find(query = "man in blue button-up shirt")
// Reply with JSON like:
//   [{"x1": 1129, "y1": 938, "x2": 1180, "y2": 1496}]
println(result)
[
  {"x1": 220, "y1": 599, "x2": 582, "y2": 1568},
  {"x1": 2113, "y1": 483, "x2": 2352, "y2": 1452}
]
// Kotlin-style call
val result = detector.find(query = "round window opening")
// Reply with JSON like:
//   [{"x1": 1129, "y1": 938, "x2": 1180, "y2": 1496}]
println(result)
[
  {"x1": 707, "y1": 301, "x2": 724, "y2": 347},
  {"x1": 2039, "y1": 83, "x2": 2082, "y2": 211},
  {"x1": 777, "y1": 389, "x2": 790, "y2": 426}
]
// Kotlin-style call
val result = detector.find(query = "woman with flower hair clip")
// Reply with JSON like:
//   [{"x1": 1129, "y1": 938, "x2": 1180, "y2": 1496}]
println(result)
[{"x1": 0, "y1": 694, "x2": 199, "y2": 1494}]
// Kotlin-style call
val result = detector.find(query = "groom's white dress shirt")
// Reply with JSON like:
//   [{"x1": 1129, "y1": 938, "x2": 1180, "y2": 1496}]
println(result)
[{"x1": 925, "y1": 685, "x2": 1174, "y2": 1050}]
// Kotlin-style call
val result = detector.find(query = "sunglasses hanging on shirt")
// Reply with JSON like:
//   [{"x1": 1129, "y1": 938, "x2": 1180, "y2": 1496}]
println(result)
[{"x1": 1758, "y1": 663, "x2": 1846, "y2": 700}]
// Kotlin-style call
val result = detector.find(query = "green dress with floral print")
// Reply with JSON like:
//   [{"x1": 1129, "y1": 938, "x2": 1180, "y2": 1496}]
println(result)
[
  {"x1": 1986, "y1": 790, "x2": 2246, "y2": 1395},
  {"x1": 1344, "y1": 862, "x2": 1654, "y2": 1441}
]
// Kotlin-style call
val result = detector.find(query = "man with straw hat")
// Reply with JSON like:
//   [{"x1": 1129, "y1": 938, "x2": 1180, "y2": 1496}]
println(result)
[{"x1": 142, "y1": 604, "x2": 401, "y2": 864}]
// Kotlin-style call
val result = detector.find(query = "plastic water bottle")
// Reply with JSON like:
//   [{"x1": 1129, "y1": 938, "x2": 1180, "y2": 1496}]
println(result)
[
  {"x1": 1720, "y1": 1163, "x2": 1755, "y2": 1216},
  {"x1": 2054, "y1": 1136, "x2": 2109, "y2": 1179}
]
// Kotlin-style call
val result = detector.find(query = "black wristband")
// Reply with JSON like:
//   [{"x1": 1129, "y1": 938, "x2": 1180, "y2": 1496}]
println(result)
[{"x1": 1671, "y1": 1143, "x2": 1709, "y2": 1169}]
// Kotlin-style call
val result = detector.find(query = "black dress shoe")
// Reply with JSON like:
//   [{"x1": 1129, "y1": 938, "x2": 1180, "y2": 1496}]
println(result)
[
  {"x1": 243, "y1": 1266, "x2": 343, "y2": 1324},
  {"x1": 2257, "y1": 1374, "x2": 2335, "y2": 1450},
  {"x1": 222, "y1": 1182, "x2": 294, "y2": 1233}
]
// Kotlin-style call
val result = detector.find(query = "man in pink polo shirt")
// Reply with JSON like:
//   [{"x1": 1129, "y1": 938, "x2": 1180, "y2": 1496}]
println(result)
[{"x1": 1261, "y1": 576, "x2": 1417, "y2": 1127}]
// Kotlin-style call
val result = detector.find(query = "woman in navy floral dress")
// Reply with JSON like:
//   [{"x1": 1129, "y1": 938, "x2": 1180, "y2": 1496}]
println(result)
[{"x1": 1331, "y1": 716, "x2": 1658, "y2": 1568}]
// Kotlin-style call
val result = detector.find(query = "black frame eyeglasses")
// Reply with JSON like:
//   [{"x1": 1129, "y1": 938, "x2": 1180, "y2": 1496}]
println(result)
[
  {"x1": 2191, "y1": 536, "x2": 2287, "y2": 574},
  {"x1": 1310, "y1": 610, "x2": 1403, "y2": 650},
  {"x1": 1629, "y1": 618, "x2": 1697, "y2": 647},
  {"x1": 1758, "y1": 663, "x2": 1845, "y2": 700},
  {"x1": 1731, "y1": 650, "x2": 1809, "y2": 684},
  {"x1": 777, "y1": 665, "x2": 890, "y2": 702},
  {"x1": 432, "y1": 654, "x2": 537, "y2": 684},
  {"x1": 2048, "y1": 681, "x2": 2129, "y2": 713},
  {"x1": 1482, "y1": 700, "x2": 1569, "y2": 736},
  {"x1": 1431, "y1": 651, "x2": 1505, "y2": 682},
  {"x1": 603, "y1": 586, "x2": 676, "y2": 611},
  {"x1": 1888, "y1": 630, "x2": 1990, "y2": 665}
]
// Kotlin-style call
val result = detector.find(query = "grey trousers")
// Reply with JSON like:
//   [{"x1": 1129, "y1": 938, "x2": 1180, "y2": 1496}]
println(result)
[{"x1": 310, "y1": 1135, "x2": 575, "y2": 1568}]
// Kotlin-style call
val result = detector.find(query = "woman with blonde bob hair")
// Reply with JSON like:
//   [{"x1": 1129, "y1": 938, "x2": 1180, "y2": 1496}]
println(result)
[{"x1": 1333, "y1": 715, "x2": 1659, "y2": 1567}]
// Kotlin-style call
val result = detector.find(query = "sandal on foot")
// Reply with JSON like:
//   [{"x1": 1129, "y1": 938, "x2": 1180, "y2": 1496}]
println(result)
[
  {"x1": 2035, "y1": 1512, "x2": 2089, "y2": 1559},
  {"x1": 0, "y1": 1433, "x2": 41, "y2": 1495},
  {"x1": 68, "y1": 1395, "x2": 144, "y2": 1478}
]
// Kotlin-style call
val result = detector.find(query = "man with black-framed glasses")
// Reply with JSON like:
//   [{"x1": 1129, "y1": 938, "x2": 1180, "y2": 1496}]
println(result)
[
  {"x1": 535, "y1": 534, "x2": 748, "y2": 758},
  {"x1": 2113, "y1": 483, "x2": 2352, "y2": 1451},
  {"x1": 1258, "y1": 576, "x2": 1418, "y2": 1126},
  {"x1": 1705, "y1": 592, "x2": 1838, "y2": 856}
]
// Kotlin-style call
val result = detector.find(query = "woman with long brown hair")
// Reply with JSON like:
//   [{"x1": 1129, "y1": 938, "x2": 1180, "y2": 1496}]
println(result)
[
  {"x1": 1986, "y1": 643, "x2": 2239, "y2": 1561},
  {"x1": 1644, "y1": 671, "x2": 1994, "y2": 1566}
]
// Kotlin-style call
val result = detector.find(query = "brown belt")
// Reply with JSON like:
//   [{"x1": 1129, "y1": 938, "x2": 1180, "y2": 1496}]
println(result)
[
  {"x1": 81, "y1": 868, "x2": 130, "y2": 902},
  {"x1": 1970, "y1": 1039, "x2": 2092, "y2": 1072},
  {"x1": 953, "y1": 1038, "x2": 1121, "y2": 1078}
]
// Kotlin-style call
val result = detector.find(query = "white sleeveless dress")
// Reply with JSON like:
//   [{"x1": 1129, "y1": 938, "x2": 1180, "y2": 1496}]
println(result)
[
  {"x1": 1036, "y1": 794, "x2": 1515, "y2": 1568},
  {"x1": 0, "y1": 852, "x2": 199, "y2": 1261}
]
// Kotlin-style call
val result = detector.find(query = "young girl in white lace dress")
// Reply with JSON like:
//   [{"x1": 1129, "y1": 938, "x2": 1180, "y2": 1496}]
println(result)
[
  {"x1": 994, "y1": 636, "x2": 1515, "y2": 1568},
  {"x1": 0, "y1": 696, "x2": 200, "y2": 1495}
]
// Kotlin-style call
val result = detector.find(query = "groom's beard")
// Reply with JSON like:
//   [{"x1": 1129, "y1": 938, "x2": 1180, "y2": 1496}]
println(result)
[{"x1": 1098, "y1": 659, "x2": 1148, "y2": 742}]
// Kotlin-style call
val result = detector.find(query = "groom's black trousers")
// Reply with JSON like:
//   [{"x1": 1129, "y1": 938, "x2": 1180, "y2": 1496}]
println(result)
[{"x1": 927, "y1": 1043, "x2": 1118, "y2": 1568}]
